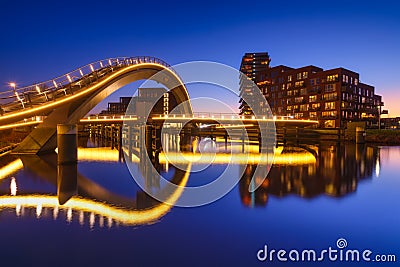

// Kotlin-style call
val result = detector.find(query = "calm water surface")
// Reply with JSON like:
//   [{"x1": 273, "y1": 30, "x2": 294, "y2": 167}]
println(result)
[{"x1": 0, "y1": 142, "x2": 399, "y2": 267}]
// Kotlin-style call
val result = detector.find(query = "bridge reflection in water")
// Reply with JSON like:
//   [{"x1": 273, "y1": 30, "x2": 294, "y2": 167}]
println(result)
[{"x1": 0, "y1": 130, "x2": 380, "y2": 227}]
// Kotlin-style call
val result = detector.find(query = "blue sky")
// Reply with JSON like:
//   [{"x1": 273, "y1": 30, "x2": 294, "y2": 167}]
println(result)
[{"x1": 1, "y1": 0, "x2": 399, "y2": 115}]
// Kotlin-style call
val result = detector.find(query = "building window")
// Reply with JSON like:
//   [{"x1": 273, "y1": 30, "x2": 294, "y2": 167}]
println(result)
[
  {"x1": 295, "y1": 97, "x2": 304, "y2": 103},
  {"x1": 324, "y1": 120, "x2": 335, "y2": 128},
  {"x1": 325, "y1": 84, "x2": 336, "y2": 92},
  {"x1": 302, "y1": 72, "x2": 308, "y2": 79},
  {"x1": 295, "y1": 81, "x2": 304, "y2": 87},
  {"x1": 310, "y1": 86, "x2": 320, "y2": 94},
  {"x1": 295, "y1": 113, "x2": 304, "y2": 118},
  {"x1": 325, "y1": 102, "x2": 336, "y2": 110},
  {"x1": 322, "y1": 111, "x2": 337, "y2": 117},
  {"x1": 323, "y1": 92, "x2": 337, "y2": 100},
  {"x1": 300, "y1": 104, "x2": 308, "y2": 111},
  {"x1": 355, "y1": 78, "x2": 358, "y2": 85},
  {"x1": 287, "y1": 105, "x2": 292, "y2": 111},
  {"x1": 309, "y1": 95, "x2": 317, "y2": 102},
  {"x1": 287, "y1": 90, "x2": 293, "y2": 96},
  {"x1": 297, "y1": 73, "x2": 302, "y2": 80},
  {"x1": 309, "y1": 112, "x2": 317, "y2": 119},
  {"x1": 300, "y1": 88, "x2": 307, "y2": 95},
  {"x1": 287, "y1": 83, "x2": 292, "y2": 89},
  {"x1": 288, "y1": 75, "x2": 292, "y2": 82},
  {"x1": 327, "y1": 74, "x2": 338, "y2": 82},
  {"x1": 310, "y1": 79, "x2": 315, "y2": 86},
  {"x1": 311, "y1": 103, "x2": 320, "y2": 110}
]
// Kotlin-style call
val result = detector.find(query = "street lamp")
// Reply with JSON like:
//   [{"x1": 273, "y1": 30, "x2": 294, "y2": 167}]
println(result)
[
  {"x1": 9, "y1": 82, "x2": 16, "y2": 91},
  {"x1": 10, "y1": 82, "x2": 25, "y2": 109}
]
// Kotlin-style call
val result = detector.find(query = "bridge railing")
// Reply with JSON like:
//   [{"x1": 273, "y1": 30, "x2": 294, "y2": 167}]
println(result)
[
  {"x1": 0, "y1": 56, "x2": 173, "y2": 113},
  {"x1": 152, "y1": 113, "x2": 300, "y2": 121}
]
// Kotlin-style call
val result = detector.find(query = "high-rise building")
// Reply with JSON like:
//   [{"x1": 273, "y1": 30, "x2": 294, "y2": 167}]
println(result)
[
  {"x1": 239, "y1": 52, "x2": 271, "y2": 115},
  {"x1": 239, "y1": 53, "x2": 385, "y2": 128}
]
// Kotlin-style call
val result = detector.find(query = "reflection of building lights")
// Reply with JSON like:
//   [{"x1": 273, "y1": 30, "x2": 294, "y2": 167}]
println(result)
[
  {"x1": 67, "y1": 207, "x2": 72, "y2": 222},
  {"x1": 53, "y1": 206, "x2": 59, "y2": 220},
  {"x1": 79, "y1": 210, "x2": 84, "y2": 225},
  {"x1": 99, "y1": 216, "x2": 104, "y2": 228},
  {"x1": 10, "y1": 177, "x2": 17, "y2": 196},
  {"x1": 375, "y1": 159, "x2": 380, "y2": 178},
  {"x1": 36, "y1": 204, "x2": 42, "y2": 218},
  {"x1": 107, "y1": 217, "x2": 113, "y2": 228},
  {"x1": 16, "y1": 204, "x2": 21, "y2": 216},
  {"x1": 89, "y1": 212, "x2": 95, "y2": 228}
]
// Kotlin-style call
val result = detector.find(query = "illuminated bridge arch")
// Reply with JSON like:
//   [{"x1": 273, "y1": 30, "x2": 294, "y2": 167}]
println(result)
[{"x1": 0, "y1": 57, "x2": 192, "y2": 154}]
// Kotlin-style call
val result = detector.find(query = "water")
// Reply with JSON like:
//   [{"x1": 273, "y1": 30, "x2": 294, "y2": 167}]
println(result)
[{"x1": 0, "y1": 142, "x2": 399, "y2": 266}]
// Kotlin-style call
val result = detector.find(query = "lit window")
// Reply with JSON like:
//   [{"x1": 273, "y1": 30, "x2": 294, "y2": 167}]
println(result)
[
  {"x1": 300, "y1": 104, "x2": 308, "y2": 111},
  {"x1": 311, "y1": 103, "x2": 320, "y2": 110},
  {"x1": 295, "y1": 113, "x2": 304, "y2": 118},
  {"x1": 295, "y1": 97, "x2": 304, "y2": 103},
  {"x1": 288, "y1": 75, "x2": 292, "y2": 82},
  {"x1": 309, "y1": 95, "x2": 317, "y2": 102},
  {"x1": 327, "y1": 74, "x2": 338, "y2": 82},
  {"x1": 325, "y1": 102, "x2": 336, "y2": 110}
]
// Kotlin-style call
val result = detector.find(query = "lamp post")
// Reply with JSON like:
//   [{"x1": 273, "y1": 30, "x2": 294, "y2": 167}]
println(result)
[
  {"x1": 10, "y1": 82, "x2": 25, "y2": 109},
  {"x1": 9, "y1": 82, "x2": 16, "y2": 92}
]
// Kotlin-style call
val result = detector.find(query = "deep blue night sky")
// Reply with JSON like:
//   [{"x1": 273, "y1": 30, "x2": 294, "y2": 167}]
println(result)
[{"x1": 0, "y1": 0, "x2": 399, "y2": 114}]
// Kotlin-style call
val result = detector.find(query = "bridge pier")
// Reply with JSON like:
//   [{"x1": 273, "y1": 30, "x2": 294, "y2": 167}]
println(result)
[
  {"x1": 57, "y1": 124, "x2": 78, "y2": 205},
  {"x1": 57, "y1": 124, "x2": 78, "y2": 164}
]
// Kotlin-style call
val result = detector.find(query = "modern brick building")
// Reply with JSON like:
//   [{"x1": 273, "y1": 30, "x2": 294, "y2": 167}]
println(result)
[{"x1": 239, "y1": 53, "x2": 385, "y2": 128}]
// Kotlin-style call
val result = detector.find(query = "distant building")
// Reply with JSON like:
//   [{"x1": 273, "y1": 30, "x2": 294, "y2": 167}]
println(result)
[
  {"x1": 102, "y1": 97, "x2": 133, "y2": 115},
  {"x1": 239, "y1": 52, "x2": 385, "y2": 128},
  {"x1": 381, "y1": 117, "x2": 400, "y2": 129},
  {"x1": 100, "y1": 88, "x2": 175, "y2": 116}
]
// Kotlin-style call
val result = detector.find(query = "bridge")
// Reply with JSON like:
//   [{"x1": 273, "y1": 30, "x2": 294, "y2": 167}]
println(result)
[
  {"x1": 0, "y1": 56, "x2": 318, "y2": 156},
  {"x1": 0, "y1": 56, "x2": 191, "y2": 154}
]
